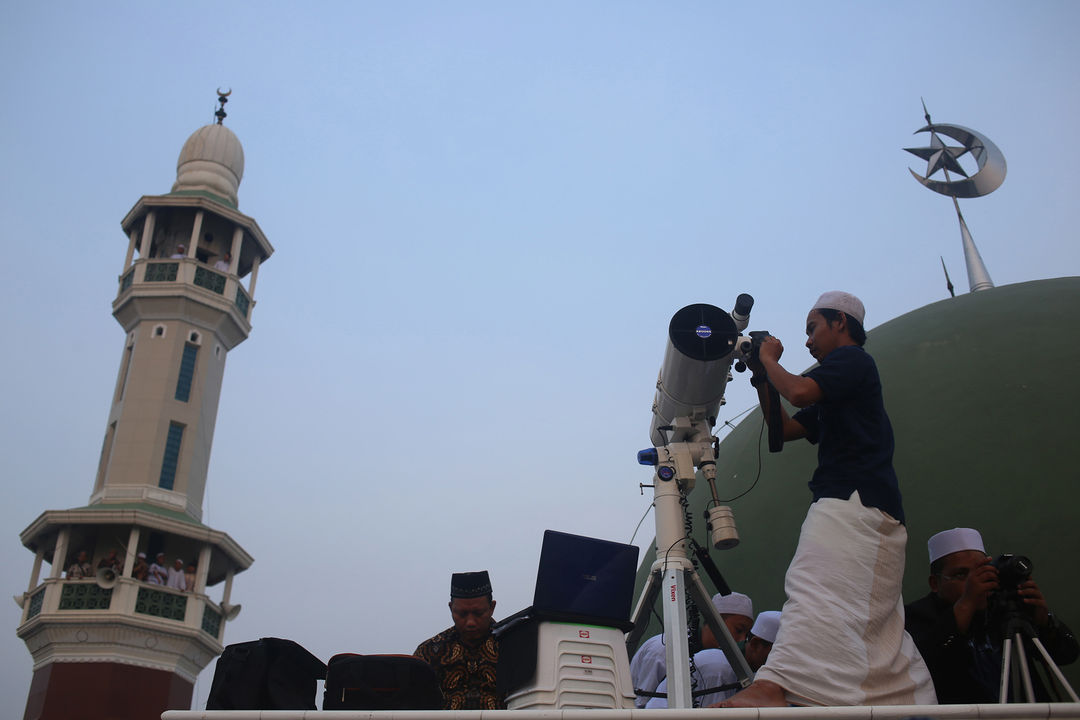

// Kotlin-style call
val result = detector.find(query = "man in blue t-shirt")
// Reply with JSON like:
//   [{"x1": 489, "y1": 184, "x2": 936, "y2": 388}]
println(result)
[{"x1": 720, "y1": 291, "x2": 934, "y2": 708}]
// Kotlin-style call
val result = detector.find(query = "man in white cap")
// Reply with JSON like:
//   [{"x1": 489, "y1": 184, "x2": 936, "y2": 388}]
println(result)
[
  {"x1": 148, "y1": 552, "x2": 168, "y2": 585},
  {"x1": 166, "y1": 557, "x2": 187, "y2": 591},
  {"x1": 723, "y1": 291, "x2": 934, "y2": 707},
  {"x1": 630, "y1": 591, "x2": 753, "y2": 708},
  {"x1": 906, "y1": 527, "x2": 1078, "y2": 703},
  {"x1": 648, "y1": 610, "x2": 782, "y2": 708}
]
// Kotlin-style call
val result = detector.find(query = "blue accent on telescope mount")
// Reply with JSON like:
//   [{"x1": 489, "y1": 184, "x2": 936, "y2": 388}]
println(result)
[{"x1": 637, "y1": 448, "x2": 658, "y2": 466}]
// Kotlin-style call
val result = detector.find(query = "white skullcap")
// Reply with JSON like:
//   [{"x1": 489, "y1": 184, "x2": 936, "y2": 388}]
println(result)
[
  {"x1": 137, "y1": 552, "x2": 146, "y2": 558},
  {"x1": 812, "y1": 291, "x2": 866, "y2": 326},
  {"x1": 711, "y1": 591, "x2": 753, "y2": 620},
  {"x1": 928, "y1": 528, "x2": 985, "y2": 563},
  {"x1": 750, "y1": 611, "x2": 781, "y2": 644}
]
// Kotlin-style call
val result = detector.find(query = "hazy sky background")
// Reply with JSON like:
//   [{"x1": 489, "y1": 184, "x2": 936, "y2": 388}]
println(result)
[{"x1": 2, "y1": 1, "x2": 1078, "y2": 710}]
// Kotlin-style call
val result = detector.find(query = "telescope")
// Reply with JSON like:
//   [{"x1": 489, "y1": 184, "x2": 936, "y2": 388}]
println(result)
[
  {"x1": 640, "y1": 296, "x2": 754, "y2": 552},
  {"x1": 647, "y1": 296, "x2": 754, "y2": 447},
  {"x1": 629, "y1": 295, "x2": 757, "y2": 709}
]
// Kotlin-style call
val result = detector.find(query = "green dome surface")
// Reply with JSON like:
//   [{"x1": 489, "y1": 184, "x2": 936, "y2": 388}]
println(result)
[{"x1": 633, "y1": 277, "x2": 1080, "y2": 689}]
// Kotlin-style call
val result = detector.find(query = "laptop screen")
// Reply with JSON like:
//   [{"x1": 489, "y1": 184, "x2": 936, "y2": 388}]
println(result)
[{"x1": 530, "y1": 530, "x2": 640, "y2": 627}]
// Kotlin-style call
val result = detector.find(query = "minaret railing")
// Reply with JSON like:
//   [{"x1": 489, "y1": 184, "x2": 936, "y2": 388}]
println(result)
[
  {"x1": 18, "y1": 576, "x2": 227, "y2": 642},
  {"x1": 118, "y1": 258, "x2": 255, "y2": 321}
]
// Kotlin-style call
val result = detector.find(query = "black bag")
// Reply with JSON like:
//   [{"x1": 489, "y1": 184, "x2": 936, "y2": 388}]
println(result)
[
  {"x1": 206, "y1": 637, "x2": 326, "y2": 710},
  {"x1": 323, "y1": 653, "x2": 444, "y2": 710}
]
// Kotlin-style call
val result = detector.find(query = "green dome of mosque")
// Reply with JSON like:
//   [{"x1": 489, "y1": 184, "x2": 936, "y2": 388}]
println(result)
[{"x1": 633, "y1": 276, "x2": 1080, "y2": 688}]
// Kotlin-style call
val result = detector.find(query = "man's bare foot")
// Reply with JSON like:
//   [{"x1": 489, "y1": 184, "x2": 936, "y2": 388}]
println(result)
[{"x1": 712, "y1": 679, "x2": 788, "y2": 707}]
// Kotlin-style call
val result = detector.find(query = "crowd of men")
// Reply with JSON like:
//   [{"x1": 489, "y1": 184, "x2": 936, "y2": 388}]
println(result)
[
  {"x1": 66, "y1": 549, "x2": 198, "y2": 592},
  {"x1": 417, "y1": 528, "x2": 1077, "y2": 710},
  {"x1": 629, "y1": 537, "x2": 1077, "y2": 707}
]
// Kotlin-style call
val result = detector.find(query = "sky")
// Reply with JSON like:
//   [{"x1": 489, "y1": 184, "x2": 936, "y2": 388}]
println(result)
[{"x1": 2, "y1": 1, "x2": 1079, "y2": 711}]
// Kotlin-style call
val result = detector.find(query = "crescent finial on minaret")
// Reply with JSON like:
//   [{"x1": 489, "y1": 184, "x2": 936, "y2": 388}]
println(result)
[{"x1": 215, "y1": 88, "x2": 231, "y2": 125}]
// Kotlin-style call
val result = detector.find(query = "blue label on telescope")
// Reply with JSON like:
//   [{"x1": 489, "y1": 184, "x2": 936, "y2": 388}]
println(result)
[{"x1": 695, "y1": 325, "x2": 712, "y2": 339}]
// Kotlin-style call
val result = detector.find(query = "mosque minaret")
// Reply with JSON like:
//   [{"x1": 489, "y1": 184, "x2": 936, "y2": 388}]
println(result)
[{"x1": 15, "y1": 93, "x2": 272, "y2": 720}]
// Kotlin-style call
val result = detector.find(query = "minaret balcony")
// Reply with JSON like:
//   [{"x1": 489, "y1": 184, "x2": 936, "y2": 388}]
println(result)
[
  {"x1": 115, "y1": 258, "x2": 255, "y2": 349},
  {"x1": 17, "y1": 575, "x2": 228, "y2": 647}
]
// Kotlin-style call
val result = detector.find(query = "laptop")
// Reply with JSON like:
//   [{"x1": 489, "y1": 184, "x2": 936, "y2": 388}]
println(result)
[{"x1": 528, "y1": 529, "x2": 640, "y2": 629}]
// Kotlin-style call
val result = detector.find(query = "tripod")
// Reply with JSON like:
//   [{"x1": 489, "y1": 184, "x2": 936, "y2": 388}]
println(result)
[
  {"x1": 627, "y1": 424, "x2": 752, "y2": 708},
  {"x1": 998, "y1": 610, "x2": 1079, "y2": 703}
]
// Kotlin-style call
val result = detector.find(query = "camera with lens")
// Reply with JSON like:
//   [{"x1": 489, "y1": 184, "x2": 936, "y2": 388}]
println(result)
[
  {"x1": 987, "y1": 553, "x2": 1034, "y2": 640},
  {"x1": 992, "y1": 553, "x2": 1033, "y2": 588}
]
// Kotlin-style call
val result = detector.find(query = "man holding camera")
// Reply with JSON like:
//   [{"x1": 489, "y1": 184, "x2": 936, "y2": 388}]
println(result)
[
  {"x1": 722, "y1": 291, "x2": 934, "y2": 707},
  {"x1": 905, "y1": 527, "x2": 1079, "y2": 702}
]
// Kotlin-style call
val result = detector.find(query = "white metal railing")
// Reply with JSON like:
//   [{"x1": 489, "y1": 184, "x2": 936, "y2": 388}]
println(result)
[{"x1": 161, "y1": 702, "x2": 1080, "y2": 720}]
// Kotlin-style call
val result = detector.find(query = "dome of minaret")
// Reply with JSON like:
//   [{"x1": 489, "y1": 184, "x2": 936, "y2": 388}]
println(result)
[{"x1": 171, "y1": 122, "x2": 245, "y2": 207}]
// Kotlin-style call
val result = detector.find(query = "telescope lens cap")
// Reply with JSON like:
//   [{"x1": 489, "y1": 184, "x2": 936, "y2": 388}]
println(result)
[{"x1": 670, "y1": 304, "x2": 738, "y2": 361}]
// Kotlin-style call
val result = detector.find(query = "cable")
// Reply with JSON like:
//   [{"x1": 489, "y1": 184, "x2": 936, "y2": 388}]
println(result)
[
  {"x1": 715, "y1": 413, "x2": 767, "y2": 504},
  {"x1": 701, "y1": 405, "x2": 765, "y2": 511},
  {"x1": 715, "y1": 402, "x2": 757, "y2": 436},
  {"x1": 629, "y1": 502, "x2": 655, "y2": 546},
  {"x1": 680, "y1": 485, "x2": 702, "y2": 705}
]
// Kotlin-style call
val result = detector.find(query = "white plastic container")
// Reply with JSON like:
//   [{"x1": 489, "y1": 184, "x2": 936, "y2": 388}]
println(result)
[{"x1": 504, "y1": 622, "x2": 635, "y2": 709}]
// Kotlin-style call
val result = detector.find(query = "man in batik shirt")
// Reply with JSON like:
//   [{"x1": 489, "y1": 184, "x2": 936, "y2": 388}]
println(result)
[{"x1": 415, "y1": 570, "x2": 502, "y2": 709}]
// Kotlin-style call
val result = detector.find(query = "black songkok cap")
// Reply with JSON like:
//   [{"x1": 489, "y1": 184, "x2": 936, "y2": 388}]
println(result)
[{"x1": 450, "y1": 571, "x2": 492, "y2": 599}]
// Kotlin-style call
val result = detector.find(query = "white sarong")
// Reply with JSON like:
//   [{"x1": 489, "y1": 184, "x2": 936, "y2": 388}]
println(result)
[{"x1": 754, "y1": 491, "x2": 936, "y2": 706}]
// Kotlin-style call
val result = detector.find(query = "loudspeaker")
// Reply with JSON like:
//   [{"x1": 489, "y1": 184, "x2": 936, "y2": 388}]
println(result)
[{"x1": 95, "y1": 567, "x2": 118, "y2": 589}]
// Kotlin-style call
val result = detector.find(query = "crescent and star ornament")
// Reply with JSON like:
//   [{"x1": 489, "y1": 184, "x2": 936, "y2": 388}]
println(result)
[{"x1": 905, "y1": 123, "x2": 1006, "y2": 199}]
